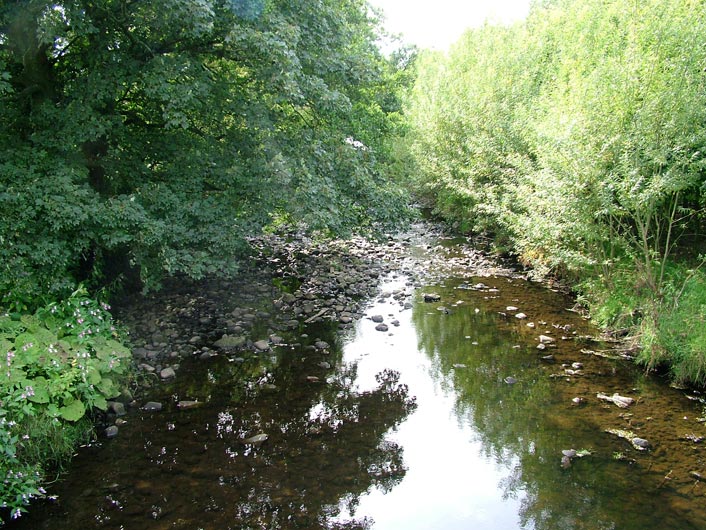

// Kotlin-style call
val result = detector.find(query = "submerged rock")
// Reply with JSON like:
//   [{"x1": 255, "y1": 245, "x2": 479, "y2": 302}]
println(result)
[
  {"x1": 597, "y1": 392, "x2": 635, "y2": 408},
  {"x1": 177, "y1": 400, "x2": 202, "y2": 409},
  {"x1": 423, "y1": 293, "x2": 441, "y2": 303},
  {"x1": 242, "y1": 433, "x2": 269, "y2": 445}
]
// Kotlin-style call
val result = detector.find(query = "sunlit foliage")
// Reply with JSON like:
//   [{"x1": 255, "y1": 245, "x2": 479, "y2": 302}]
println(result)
[{"x1": 406, "y1": 0, "x2": 706, "y2": 383}]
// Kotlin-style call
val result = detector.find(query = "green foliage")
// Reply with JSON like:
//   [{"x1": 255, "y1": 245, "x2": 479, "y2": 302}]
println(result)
[
  {"x1": 0, "y1": 288, "x2": 131, "y2": 521},
  {"x1": 0, "y1": 0, "x2": 413, "y2": 308},
  {"x1": 405, "y1": 0, "x2": 706, "y2": 384},
  {"x1": 653, "y1": 269, "x2": 706, "y2": 386}
]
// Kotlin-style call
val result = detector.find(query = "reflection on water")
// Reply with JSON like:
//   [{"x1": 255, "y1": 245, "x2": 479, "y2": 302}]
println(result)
[
  {"x1": 9, "y1": 273, "x2": 706, "y2": 529},
  {"x1": 335, "y1": 275, "x2": 706, "y2": 530}
]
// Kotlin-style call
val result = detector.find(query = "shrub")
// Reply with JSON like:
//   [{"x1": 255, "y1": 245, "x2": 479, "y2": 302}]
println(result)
[{"x1": 0, "y1": 287, "x2": 131, "y2": 522}]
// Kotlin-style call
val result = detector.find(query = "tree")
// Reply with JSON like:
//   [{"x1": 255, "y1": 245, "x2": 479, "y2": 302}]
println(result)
[{"x1": 0, "y1": 0, "x2": 412, "y2": 308}]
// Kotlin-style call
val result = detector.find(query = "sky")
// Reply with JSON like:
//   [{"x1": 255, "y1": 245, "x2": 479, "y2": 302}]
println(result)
[{"x1": 368, "y1": 0, "x2": 532, "y2": 51}]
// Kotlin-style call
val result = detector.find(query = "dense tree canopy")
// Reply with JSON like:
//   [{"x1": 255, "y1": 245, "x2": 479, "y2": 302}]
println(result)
[{"x1": 0, "y1": 0, "x2": 412, "y2": 307}]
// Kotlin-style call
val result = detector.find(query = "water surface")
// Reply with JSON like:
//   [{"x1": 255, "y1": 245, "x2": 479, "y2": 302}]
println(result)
[{"x1": 9, "y1": 263, "x2": 706, "y2": 529}]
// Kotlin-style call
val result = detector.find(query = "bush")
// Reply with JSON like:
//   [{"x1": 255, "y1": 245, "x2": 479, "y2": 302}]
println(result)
[{"x1": 0, "y1": 287, "x2": 131, "y2": 522}]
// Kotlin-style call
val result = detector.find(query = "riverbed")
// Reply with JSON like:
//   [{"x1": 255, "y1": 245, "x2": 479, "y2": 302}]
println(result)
[{"x1": 9, "y1": 224, "x2": 706, "y2": 529}]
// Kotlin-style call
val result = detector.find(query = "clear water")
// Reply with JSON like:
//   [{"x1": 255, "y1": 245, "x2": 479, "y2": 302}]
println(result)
[{"x1": 9, "y1": 271, "x2": 706, "y2": 529}]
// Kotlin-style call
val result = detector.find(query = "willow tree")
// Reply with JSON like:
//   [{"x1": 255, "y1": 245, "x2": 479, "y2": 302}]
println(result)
[{"x1": 406, "y1": 0, "x2": 706, "y2": 383}]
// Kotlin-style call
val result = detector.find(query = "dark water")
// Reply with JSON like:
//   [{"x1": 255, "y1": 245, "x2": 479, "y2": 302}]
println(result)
[{"x1": 9, "y1": 267, "x2": 706, "y2": 528}]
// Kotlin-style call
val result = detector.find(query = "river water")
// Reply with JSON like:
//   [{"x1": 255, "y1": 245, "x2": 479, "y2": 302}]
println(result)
[{"x1": 8, "y1": 230, "x2": 706, "y2": 529}]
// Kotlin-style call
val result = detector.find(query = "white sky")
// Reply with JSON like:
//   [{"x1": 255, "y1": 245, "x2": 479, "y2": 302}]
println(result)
[{"x1": 368, "y1": 0, "x2": 532, "y2": 51}]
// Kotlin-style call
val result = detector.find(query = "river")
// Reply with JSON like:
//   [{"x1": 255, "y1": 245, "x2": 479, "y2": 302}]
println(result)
[{"x1": 8, "y1": 225, "x2": 706, "y2": 529}]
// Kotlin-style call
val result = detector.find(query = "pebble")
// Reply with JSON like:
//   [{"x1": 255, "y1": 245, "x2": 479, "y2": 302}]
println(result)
[
  {"x1": 160, "y1": 367, "x2": 176, "y2": 379},
  {"x1": 105, "y1": 425, "x2": 119, "y2": 438}
]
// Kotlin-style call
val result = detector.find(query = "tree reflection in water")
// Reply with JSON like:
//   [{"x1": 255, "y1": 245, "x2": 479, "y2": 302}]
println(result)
[
  {"x1": 9, "y1": 346, "x2": 416, "y2": 530},
  {"x1": 410, "y1": 279, "x2": 700, "y2": 530}
]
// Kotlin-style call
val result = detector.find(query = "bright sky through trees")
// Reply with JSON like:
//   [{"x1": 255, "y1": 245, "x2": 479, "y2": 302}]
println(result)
[{"x1": 369, "y1": 0, "x2": 531, "y2": 50}]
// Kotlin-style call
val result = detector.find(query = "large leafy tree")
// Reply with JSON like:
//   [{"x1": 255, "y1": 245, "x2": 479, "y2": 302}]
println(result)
[{"x1": 0, "y1": 0, "x2": 411, "y2": 307}]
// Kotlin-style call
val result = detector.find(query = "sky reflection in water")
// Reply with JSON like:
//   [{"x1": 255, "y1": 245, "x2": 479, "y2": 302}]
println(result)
[{"x1": 334, "y1": 275, "x2": 528, "y2": 529}]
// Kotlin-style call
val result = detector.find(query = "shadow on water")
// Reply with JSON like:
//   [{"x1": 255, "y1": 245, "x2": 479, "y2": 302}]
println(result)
[{"x1": 8, "y1": 265, "x2": 706, "y2": 529}]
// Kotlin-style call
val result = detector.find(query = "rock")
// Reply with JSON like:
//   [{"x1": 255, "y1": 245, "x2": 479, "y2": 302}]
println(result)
[
  {"x1": 340, "y1": 316, "x2": 353, "y2": 324},
  {"x1": 143, "y1": 401, "x2": 163, "y2": 412},
  {"x1": 253, "y1": 340, "x2": 270, "y2": 351},
  {"x1": 539, "y1": 335, "x2": 555, "y2": 344},
  {"x1": 105, "y1": 425, "x2": 119, "y2": 438},
  {"x1": 453, "y1": 363, "x2": 467, "y2": 369},
  {"x1": 314, "y1": 340, "x2": 330, "y2": 350},
  {"x1": 596, "y1": 392, "x2": 634, "y2": 408},
  {"x1": 506, "y1": 306, "x2": 519, "y2": 312},
  {"x1": 177, "y1": 400, "x2": 201, "y2": 409},
  {"x1": 536, "y1": 343, "x2": 547, "y2": 350},
  {"x1": 423, "y1": 293, "x2": 441, "y2": 303},
  {"x1": 515, "y1": 312, "x2": 527, "y2": 319},
  {"x1": 214, "y1": 335, "x2": 246, "y2": 350},
  {"x1": 631, "y1": 437, "x2": 650, "y2": 449},
  {"x1": 375, "y1": 323, "x2": 389, "y2": 332},
  {"x1": 160, "y1": 367, "x2": 176, "y2": 379},
  {"x1": 391, "y1": 320, "x2": 400, "y2": 327},
  {"x1": 562, "y1": 449, "x2": 577, "y2": 458},
  {"x1": 242, "y1": 433, "x2": 268, "y2": 445},
  {"x1": 108, "y1": 401, "x2": 127, "y2": 417},
  {"x1": 371, "y1": 315, "x2": 385, "y2": 323},
  {"x1": 504, "y1": 376, "x2": 518, "y2": 385}
]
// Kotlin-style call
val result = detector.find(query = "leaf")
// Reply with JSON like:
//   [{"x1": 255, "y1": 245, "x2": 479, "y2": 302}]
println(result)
[
  {"x1": 86, "y1": 366, "x2": 102, "y2": 386},
  {"x1": 93, "y1": 337, "x2": 131, "y2": 361},
  {"x1": 97, "y1": 377, "x2": 118, "y2": 398},
  {"x1": 92, "y1": 395, "x2": 108, "y2": 411},
  {"x1": 59, "y1": 399, "x2": 86, "y2": 422},
  {"x1": 27, "y1": 377, "x2": 50, "y2": 404}
]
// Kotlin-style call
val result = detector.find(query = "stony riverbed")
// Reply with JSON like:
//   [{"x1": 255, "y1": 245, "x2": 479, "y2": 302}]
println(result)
[{"x1": 10, "y1": 221, "x2": 706, "y2": 530}]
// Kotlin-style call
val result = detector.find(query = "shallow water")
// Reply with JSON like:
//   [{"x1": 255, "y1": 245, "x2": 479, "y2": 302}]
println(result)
[{"x1": 9, "y1": 250, "x2": 706, "y2": 529}]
